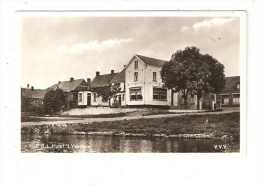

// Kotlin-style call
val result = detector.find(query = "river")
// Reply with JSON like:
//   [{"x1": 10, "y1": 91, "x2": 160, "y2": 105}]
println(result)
[{"x1": 21, "y1": 133, "x2": 239, "y2": 153}]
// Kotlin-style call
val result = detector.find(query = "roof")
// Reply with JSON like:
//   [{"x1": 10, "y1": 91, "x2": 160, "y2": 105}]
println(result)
[
  {"x1": 136, "y1": 54, "x2": 167, "y2": 67},
  {"x1": 223, "y1": 76, "x2": 240, "y2": 91},
  {"x1": 47, "y1": 79, "x2": 88, "y2": 92},
  {"x1": 21, "y1": 88, "x2": 46, "y2": 99},
  {"x1": 110, "y1": 68, "x2": 125, "y2": 83},
  {"x1": 91, "y1": 73, "x2": 119, "y2": 88}
]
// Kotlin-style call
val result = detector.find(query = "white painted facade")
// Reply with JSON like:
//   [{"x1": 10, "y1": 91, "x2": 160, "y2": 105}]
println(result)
[
  {"x1": 77, "y1": 91, "x2": 93, "y2": 106},
  {"x1": 125, "y1": 56, "x2": 172, "y2": 107},
  {"x1": 78, "y1": 91, "x2": 110, "y2": 107}
]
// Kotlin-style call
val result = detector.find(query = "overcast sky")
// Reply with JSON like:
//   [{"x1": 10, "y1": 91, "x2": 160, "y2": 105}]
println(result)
[{"x1": 21, "y1": 16, "x2": 240, "y2": 89}]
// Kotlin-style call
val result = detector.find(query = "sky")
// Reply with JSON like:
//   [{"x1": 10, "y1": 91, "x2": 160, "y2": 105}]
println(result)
[{"x1": 21, "y1": 16, "x2": 240, "y2": 89}]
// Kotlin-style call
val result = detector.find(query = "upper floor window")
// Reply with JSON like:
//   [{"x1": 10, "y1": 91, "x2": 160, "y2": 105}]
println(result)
[
  {"x1": 134, "y1": 60, "x2": 138, "y2": 69},
  {"x1": 134, "y1": 72, "x2": 138, "y2": 81},
  {"x1": 78, "y1": 86, "x2": 89, "y2": 91},
  {"x1": 153, "y1": 72, "x2": 157, "y2": 82}
]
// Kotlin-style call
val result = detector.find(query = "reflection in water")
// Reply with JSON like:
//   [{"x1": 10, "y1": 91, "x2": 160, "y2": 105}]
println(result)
[{"x1": 21, "y1": 133, "x2": 239, "y2": 153}]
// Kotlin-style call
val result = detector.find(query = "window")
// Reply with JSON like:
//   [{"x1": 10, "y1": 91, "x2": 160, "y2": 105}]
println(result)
[
  {"x1": 233, "y1": 94, "x2": 240, "y2": 104},
  {"x1": 78, "y1": 86, "x2": 89, "y2": 91},
  {"x1": 153, "y1": 88, "x2": 167, "y2": 101},
  {"x1": 237, "y1": 83, "x2": 240, "y2": 89},
  {"x1": 78, "y1": 93, "x2": 83, "y2": 103},
  {"x1": 94, "y1": 93, "x2": 97, "y2": 102},
  {"x1": 122, "y1": 94, "x2": 125, "y2": 101},
  {"x1": 153, "y1": 72, "x2": 157, "y2": 82},
  {"x1": 130, "y1": 87, "x2": 142, "y2": 101},
  {"x1": 134, "y1": 72, "x2": 138, "y2": 81},
  {"x1": 221, "y1": 95, "x2": 229, "y2": 105},
  {"x1": 134, "y1": 60, "x2": 138, "y2": 69}
]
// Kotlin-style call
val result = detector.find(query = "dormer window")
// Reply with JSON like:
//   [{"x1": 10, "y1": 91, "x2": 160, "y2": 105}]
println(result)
[{"x1": 134, "y1": 60, "x2": 138, "y2": 69}]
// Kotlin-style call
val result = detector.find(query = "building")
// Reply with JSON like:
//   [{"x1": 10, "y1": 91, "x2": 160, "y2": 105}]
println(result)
[
  {"x1": 47, "y1": 77, "x2": 91, "y2": 109},
  {"x1": 91, "y1": 70, "x2": 119, "y2": 106},
  {"x1": 124, "y1": 54, "x2": 172, "y2": 107},
  {"x1": 217, "y1": 76, "x2": 240, "y2": 108},
  {"x1": 72, "y1": 55, "x2": 239, "y2": 110},
  {"x1": 110, "y1": 67, "x2": 126, "y2": 106},
  {"x1": 21, "y1": 84, "x2": 46, "y2": 111}
]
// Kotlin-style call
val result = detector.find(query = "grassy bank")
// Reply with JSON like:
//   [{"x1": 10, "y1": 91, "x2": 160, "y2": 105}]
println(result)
[
  {"x1": 21, "y1": 109, "x2": 171, "y2": 122},
  {"x1": 21, "y1": 112, "x2": 240, "y2": 140}
]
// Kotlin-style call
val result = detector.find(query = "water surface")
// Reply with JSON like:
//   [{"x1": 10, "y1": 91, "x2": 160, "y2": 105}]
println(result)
[{"x1": 21, "y1": 133, "x2": 239, "y2": 153}]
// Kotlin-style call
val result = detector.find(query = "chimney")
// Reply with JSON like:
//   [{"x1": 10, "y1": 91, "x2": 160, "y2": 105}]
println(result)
[
  {"x1": 70, "y1": 77, "x2": 74, "y2": 82},
  {"x1": 111, "y1": 70, "x2": 114, "y2": 74},
  {"x1": 87, "y1": 78, "x2": 91, "y2": 84},
  {"x1": 27, "y1": 84, "x2": 30, "y2": 88},
  {"x1": 96, "y1": 71, "x2": 100, "y2": 76},
  {"x1": 31, "y1": 86, "x2": 34, "y2": 91},
  {"x1": 58, "y1": 81, "x2": 61, "y2": 84}
]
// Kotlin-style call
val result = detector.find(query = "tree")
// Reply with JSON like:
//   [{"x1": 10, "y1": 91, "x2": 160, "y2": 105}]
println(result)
[
  {"x1": 43, "y1": 88, "x2": 66, "y2": 114},
  {"x1": 161, "y1": 46, "x2": 225, "y2": 109},
  {"x1": 94, "y1": 83, "x2": 121, "y2": 105}
]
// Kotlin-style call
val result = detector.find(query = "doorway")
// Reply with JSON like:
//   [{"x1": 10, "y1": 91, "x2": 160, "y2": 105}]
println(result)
[
  {"x1": 87, "y1": 93, "x2": 91, "y2": 106},
  {"x1": 118, "y1": 95, "x2": 121, "y2": 106}
]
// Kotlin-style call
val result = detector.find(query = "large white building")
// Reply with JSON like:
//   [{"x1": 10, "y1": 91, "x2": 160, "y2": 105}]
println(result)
[
  {"x1": 124, "y1": 54, "x2": 172, "y2": 107},
  {"x1": 77, "y1": 54, "x2": 178, "y2": 108}
]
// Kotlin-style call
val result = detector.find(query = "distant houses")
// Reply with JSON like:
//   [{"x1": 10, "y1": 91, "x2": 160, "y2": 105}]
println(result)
[
  {"x1": 21, "y1": 54, "x2": 240, "y2": 111},
  {"x1": 21, "y1": 84, "x2": 46, "y2": 111},
  {"x1": 47, "y1": 78, "x2": 91, "y2": 109},
  {"x1": 217, "y1": 76, "x2": 240, "y2": 108},
  {"x1": 91, "y1": 70, "x2": 119, "y2": 106}
]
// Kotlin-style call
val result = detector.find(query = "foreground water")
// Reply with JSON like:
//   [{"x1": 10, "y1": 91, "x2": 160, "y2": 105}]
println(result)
[{"x1": 21, "y1": 133, "x2": 239, "y2": 153}]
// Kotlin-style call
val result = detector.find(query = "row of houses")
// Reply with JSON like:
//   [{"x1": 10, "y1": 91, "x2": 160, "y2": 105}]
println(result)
[{"x1": 21, "y1": 54, "x2": 240, "y2": 111}]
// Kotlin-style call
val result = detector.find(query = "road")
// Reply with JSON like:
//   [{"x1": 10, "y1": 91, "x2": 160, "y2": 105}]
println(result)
[{"x1": 21, "y1": 109, "x2": 240, "y2": 126}]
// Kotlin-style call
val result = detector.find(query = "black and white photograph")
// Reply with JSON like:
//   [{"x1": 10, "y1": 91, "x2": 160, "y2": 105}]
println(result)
[
  {"x1": 1, "y1": 1, "x2": 260, "y2": 186},
  {"x1": 20, "y1": 12, "x2": 244, "y2": 153}
]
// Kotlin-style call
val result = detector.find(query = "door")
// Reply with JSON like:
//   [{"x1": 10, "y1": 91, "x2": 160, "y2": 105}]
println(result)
[
  {"x1": 118, "y1": 95, "x2": 121, "y2": 106},
  {"x1": 87, "y1": 93, "x2": 91, "y2": 106}
]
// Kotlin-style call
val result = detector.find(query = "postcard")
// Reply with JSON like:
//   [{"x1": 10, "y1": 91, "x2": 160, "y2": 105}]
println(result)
[{"x1": 19, "y1": 11, "x2": 246, "y2": 153}]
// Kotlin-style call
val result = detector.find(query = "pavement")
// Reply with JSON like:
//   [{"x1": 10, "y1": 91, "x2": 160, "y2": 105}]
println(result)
[{"x1": 21, "y1": 109, "x2": 240, "y2": 126}]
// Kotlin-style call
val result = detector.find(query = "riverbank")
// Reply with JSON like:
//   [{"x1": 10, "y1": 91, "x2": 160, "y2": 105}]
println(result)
[
  {"x1": 22, "y1": 107, "x2": 219, "y2": 122},
  {"x1": 21, "y1": 112, "x2": 240, "y2": 141}
]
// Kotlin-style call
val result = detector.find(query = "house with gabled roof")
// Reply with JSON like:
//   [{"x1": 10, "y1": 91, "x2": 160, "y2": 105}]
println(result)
[
  {"x1": 21, "y1": 84, "x2": 46, "y2": 111},
  {"x1": 47, "y1": 77, "x2": 91, "y2": 109},
  {"x1": 90, "y1": 70, "x2": 119, "y2": 106},
  {"x1": 124, "y1": 54, "x2": 173, "y2": 107}
]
